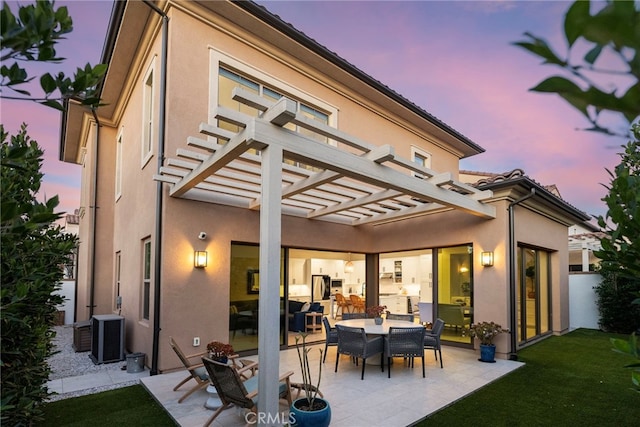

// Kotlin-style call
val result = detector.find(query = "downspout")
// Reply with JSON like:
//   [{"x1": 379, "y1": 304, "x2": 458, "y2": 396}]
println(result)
[
  {"x1": 88, "y1": 108, "x2": 101, "y2": 318},
  {"x1": 508, "y1": 188, "x2": 535, "y2": 360},
  {"x1": 143, "y1": 0, "x2": 169, "y2": 376}
]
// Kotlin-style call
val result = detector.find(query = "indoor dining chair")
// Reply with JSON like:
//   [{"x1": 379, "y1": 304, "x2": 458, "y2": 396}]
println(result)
[
  {"x1": 335, "y1": 324, "x2": 384, "y2": 380},
  {"x1": 334, "y1": 293, "x2": 351, "y2": 318},
  {"x1": 349, "y1": 294, "x2": 365, "y2": 313},
  {"x1": 384, "y1": 327, "x2": 426, "y2": 378}
]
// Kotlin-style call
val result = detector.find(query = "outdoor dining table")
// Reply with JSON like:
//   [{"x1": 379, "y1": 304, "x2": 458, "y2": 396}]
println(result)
[
  {"x1": 335, "y1": 318, "x2": 416, "y2": 334},
  {"x1": 335, "y1": 318, "x2": 418, "y2": 365}
]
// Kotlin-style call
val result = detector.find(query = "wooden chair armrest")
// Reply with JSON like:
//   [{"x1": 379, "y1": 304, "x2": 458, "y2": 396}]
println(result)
[
  {"x1": 279, "y1": 371, "x2": 295, "y2": 382},
  {"x1": 236, "y1": 360, "x2": 259, "y2": 377},
  {"x1": 186, "y1": 350, "x2": 208, "y2": 359},
  {"x1": 189, "y1": 361, "x2": 205, "y2": 370}
]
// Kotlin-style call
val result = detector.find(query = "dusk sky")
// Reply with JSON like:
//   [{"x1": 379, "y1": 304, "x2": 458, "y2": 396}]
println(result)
[{"x1": 2, "y1": 1, "x2": 634, "y2": 220}]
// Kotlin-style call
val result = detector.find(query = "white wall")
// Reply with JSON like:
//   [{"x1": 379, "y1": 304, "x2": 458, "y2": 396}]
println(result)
[
  {"x1": 568, "y1": 273, "x2": 601, "y2": 330},
  {"x1": 55, "y1": 280, "x2": 76, "y2": 325}
]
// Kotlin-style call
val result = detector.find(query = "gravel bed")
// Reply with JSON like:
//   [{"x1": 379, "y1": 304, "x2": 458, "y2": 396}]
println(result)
[{"x1": 47, "y1": 325, "x2": 139, "y2": 401}]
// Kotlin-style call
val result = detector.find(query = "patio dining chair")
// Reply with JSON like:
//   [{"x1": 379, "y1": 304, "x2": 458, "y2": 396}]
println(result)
[
  {"x1": 201, "y1": 357, "x2": 293, "y2": 427},
  {"x1": 169, "y1": 337, "x2": 209, "y2": 403},
  {"x1": 322, "y1": 316, "x2": 338, "y2": 363},
  {"x1": 424, "y1": 318, "x2": 445, "y2": 368},
  {"x1": 335, "y1": 324, "x2": 384, "y2": 380},
  {"x1": 386, "y1": 313, "x2": 415, "y2": 322},
  {"x1": 384, "y1": 327, "x2": 426, "y2": 378},
  {"x1": 341, "y1": 312, "x2": 367, "y2": 320}
]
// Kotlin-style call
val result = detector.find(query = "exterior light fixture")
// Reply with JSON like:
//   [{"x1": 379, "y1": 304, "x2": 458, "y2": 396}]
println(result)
[
  {"x1": 481, "y1": 251, "x2": 494, "y2": 267},
  {"x1": 194, "y1": 251, "x2": 208, "y2": 268}
]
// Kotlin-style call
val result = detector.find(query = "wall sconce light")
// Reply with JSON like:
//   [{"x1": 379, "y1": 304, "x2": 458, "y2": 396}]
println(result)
[
  {"x1": 481, "y1": 251, "x2": 494, "y2": 267},
  {"x1": 194, "y1": 251, "x2": 208, "y2": 268}
]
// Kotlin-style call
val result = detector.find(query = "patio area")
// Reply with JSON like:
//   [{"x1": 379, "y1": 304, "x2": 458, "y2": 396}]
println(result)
[{"x1": 142, "y1": 342, "x2": 523, "y2": 426}]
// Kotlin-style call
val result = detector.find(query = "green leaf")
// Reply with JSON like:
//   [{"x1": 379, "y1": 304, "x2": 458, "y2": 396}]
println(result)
[
  {"x1": 564, "y1": 0, "x2": 590, "y2": 47},
  {"x1": 530, "y1": 76, "x2": 584, "y2": 95},
  {"x1": 512, "y1": 32, "x2": 567, "y2": 66},
  {"x1": 39, "y1": 100, "x2": 64, "y2": 111},
  {"x1": 39, "y1": 73, "x2": 56, "y2": 94},
  {"x1": 583, "y1": 44, "x2": 603, "y2": 65}
]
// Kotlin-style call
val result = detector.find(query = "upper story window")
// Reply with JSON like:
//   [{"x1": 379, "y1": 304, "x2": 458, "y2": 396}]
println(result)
[
  {"x1": 218, "y1": 67, "x2": 329, "y2": 169},
  {"x1": 115, "y1": 130, "x2": 123, "y2": 200},
  {"x1": 411, "y1": 146, "x2": 432, "y2": 179},
  {"x1": 141, "y1": 63, "x2": 155, "y2": 166}
]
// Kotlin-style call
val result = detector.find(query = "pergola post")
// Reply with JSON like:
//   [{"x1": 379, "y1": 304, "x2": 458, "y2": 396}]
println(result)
[{"x1": 257, "y1": 143, "x2": 283, "y2": 424}]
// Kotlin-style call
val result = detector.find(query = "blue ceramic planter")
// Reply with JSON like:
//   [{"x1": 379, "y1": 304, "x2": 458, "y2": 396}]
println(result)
[
  {"x1": 290, "y1": 397, "x2": 331, "y2": 427},
  {"x1": 479, "y1": 344, "x2": 496, "y2": 363}
]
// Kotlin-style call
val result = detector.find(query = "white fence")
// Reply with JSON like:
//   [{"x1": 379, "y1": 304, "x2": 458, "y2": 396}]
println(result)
[
  {"x1": 55, "y1": 280, "x2": 76, "y2": 325},
  {"x1": 568, "y1": 272, "x2": 601, "y2": 330}
]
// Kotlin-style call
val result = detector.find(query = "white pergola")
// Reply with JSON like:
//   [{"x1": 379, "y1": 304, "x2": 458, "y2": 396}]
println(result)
[{"x1": 154, "y1": 88, "x2": 496, "y2": 420}]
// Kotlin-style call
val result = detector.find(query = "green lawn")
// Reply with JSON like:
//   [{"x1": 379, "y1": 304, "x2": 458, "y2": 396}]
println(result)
[
  {"x1": 417, "y1": 328, "x2": 639, "y2": 426},
  {"x1": 39, "y1": 385, "x2": 176, "y2": 426},
  {"x1": 40, "y1": 329, "x2": 638, "y2": 426}
]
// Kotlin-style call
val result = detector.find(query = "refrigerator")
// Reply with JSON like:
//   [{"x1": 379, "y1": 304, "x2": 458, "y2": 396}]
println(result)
[{"x1": 311, "y1": 275, "x2": 331, "y2": 301}]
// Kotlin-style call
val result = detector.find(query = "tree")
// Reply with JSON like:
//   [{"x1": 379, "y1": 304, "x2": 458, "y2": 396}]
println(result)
[
  {"x1": 1, "y1": 1, "x2": 106, "y2": 110},
  {"x1": 1, "y1": 1, "x2": 104, "y2": 423},
  {"x1": 1, "y1": 124, "x2": 78, "y2": 425},
  {"x1": 595, "y1": 125, "x2": 640, "y2": 280},
  {"x1": 514, "y1": 0, "x2": 639, "y2": 138}
]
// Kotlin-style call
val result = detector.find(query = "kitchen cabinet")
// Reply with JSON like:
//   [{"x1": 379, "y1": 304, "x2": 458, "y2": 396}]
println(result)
[
  {"x1": 289, "y1": 258, "x2": 308, "y2": 285},
  {"x1": 380, "y1": 295, "x2": 409, "y2": 315}
]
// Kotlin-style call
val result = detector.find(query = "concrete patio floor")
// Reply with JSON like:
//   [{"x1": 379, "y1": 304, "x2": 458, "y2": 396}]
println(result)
[{"x1": 141, "y1": 343, "x2": 523, "y2": 426}]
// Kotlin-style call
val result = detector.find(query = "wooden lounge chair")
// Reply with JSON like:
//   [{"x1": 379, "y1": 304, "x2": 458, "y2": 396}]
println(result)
[
  {"x1": 169, "y1": 336, "x2": 209, "y2": 403},
  {"x1": 201, "y1": 357, "x2": 293, "y2": 427}
]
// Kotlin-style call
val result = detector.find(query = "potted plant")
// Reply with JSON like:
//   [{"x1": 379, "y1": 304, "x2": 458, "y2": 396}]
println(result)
[
  {"x1": 469, "y1": 321, "x2": 509, "y2": 363},
  {"x1": 206, "y1": 341, "x2": 234, "y2": 363},
  {"x1": 289, "y1": 333, "x2": 331, "y2": 427},
  {"x1": 366, "y1": 305, "x2": 387, "y2": 324}
]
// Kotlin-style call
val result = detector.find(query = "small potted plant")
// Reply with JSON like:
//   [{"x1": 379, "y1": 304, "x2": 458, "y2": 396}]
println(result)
[
  {"x1": 469, "y1": 321, "x2": 509, "y2": 363},
  {"x1": 290, "y1": 333, "x2": 330, "y2": 427},
  {"x1": 206, "y1": 341, "x2": 234, "y2": 363},
  {"x1": 366, "y1": 305, "x2": 387, "y2": 324}
]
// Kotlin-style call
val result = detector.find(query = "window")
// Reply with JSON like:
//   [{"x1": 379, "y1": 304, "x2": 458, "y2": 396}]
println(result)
[
  {"x1": 115, "y1": 130, "x2": 123, "y2": 199},
  {"x1": 217, "y1": 67, "x2": 329, "y2": 169},
  {"x1": 142, "y1": 239, "x2": 151, "y2": 321},
  {"x1": 141, "y1": 64, "x2": 155, "y2": 165},
  {"x1": 517, "y1": 246, "x2": 551, "y2": 343},
  {"x1": 411, "y1": 147, "x2": 432, "y2": 179},
  {"x1": 114, "y1": 252, "x2": 121, "y2": 310}
]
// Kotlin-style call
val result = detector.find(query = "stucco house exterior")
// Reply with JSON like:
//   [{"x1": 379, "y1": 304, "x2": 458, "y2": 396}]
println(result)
[{"x1": 60, "y1": 0, "x2": 589, "y2": 411}]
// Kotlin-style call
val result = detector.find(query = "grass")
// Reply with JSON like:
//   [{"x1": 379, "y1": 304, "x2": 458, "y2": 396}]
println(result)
[
  {"x1": 39, "y1": 329, "x2": 638, "y2": 426},
  {"x1": 38, "y1": 385, "x2": 176, "y2": 426},
  {"x1": 417, "y1": 328, "x2": 639, "y2": 426}
]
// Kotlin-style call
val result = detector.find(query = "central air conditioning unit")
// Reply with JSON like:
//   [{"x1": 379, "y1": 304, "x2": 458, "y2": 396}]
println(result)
[{"x1": 90, "y1": 314, "x2": 125, "y2": 364}]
